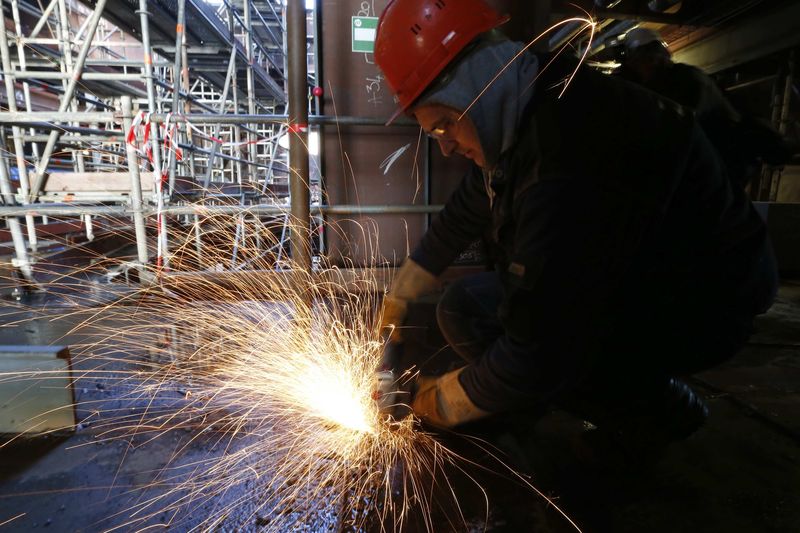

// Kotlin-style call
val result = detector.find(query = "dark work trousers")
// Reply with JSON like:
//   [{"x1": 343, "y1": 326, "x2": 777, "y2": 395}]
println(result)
[{"x1": 436, "y1": 261, "x2": 776, "y2": 429}]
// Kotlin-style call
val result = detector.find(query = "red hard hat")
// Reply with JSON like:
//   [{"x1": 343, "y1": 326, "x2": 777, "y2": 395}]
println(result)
[{"x1": 375, "y1": 0, "x2": 509, "y2": 124}]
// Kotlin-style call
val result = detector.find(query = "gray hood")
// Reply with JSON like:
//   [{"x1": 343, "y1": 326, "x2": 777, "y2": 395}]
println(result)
[{"x1": 415, "y1": 38, "x2": 539, "y2": 170}]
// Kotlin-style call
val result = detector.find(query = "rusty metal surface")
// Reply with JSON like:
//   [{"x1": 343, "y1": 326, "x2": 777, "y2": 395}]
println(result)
[{"x1": 319, "y1": 0, "x2": 469, "y2": 267}]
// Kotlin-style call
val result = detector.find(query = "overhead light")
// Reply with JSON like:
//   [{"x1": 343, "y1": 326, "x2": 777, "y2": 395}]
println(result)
[
  {"x1": 279, "y1": 130, "x2": 319, "y2": 156},
  {"x1": 282, "y1": 0, "x2": 316, "y2": 10}
]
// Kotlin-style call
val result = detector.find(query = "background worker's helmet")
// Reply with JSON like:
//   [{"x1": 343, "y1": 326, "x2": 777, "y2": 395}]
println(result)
[
  {"x1": 624, "y1": 27, "x2": 666, "y2": 53},
  {"x1": 375, "y1": 0, "x2": 509, "y2": 124}
]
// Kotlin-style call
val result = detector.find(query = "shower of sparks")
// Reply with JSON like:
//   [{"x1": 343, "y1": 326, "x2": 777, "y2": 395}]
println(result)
[
  {"x1": 0, "y1": 211, "x2": 584, "y2": 532},
  {"x1": 459, "y1": 15, "x2": 598, "y2": 121}
]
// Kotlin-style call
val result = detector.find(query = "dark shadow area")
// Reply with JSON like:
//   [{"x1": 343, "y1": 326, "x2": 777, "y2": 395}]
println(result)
[{"x1": 0, "y1": 435, "x2": 71, "y2": 481}]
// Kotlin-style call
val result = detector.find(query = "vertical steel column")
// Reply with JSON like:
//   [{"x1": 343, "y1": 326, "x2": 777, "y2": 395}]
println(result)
[
  {"x1": 287, "y1": 0, "x2": 310, "y2": 270},
  {"x1": 137, "y1": 0, "x2": 164, "y2": 178},
  {"x1": 180, "y1": 35, "x2": 194, "y2": 191},
  {"x1": 232, "y1": 86, "x2": 245, "y2": 185},
  {"x1": 228, "y1": 4, "x2": 245, "y2": 185},
  {"x1": 167, "y1": 0, "x2": 186, "y2": 194},
  {"x1": 122, "y1": 96, "x2": 150, "y2": 265},
  {"x1": 55, "y1": 0, "x2": 79, "y2": 173},
  {"x1": 243, "y1": 0, "x2": 259, "y2": 183},
  {"x1": 312, "y1": 0, "x2": 324, "y2": 255},
  {"x1": 0, "y1": 131, "x2": 35, "y2": 284}
]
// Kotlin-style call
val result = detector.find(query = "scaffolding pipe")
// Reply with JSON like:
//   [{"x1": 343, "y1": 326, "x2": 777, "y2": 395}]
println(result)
[
  {"x1": 0, "y1": 113, "x2": 414, "y2": 127},
  {"x1": 287, "y1": 0, "x2": 311, "y2": 271},
  {"x1": 220, "y1": 0, "x2": 284, "y2": 71},
  {"x1": 0, "y1": 133, "x2": 35, "y2": 284},
  {"x1": 29, "y1": 0, "x2": 110, "y2": 201},
  {"x1": 146, "y1": 113, "x2": 414, "y2": 126},
  {"x1": 11, "y1": 72, "x2": 144, "y2": 81},
  {"x1": 1, "y1": 2, "x2": 38, "y2": 252},
  {"x1": 243, "y1": 0, "x2": 260, "y2": 184},
  {"x1": 56, "y1": 0, "x2": 80, "y2": 173},
  {"x1": 0, "y1": 204, "x2": 444, "y2": 217},
  {"x1": 0, "y1": 112, "x2": 115, "y2": 123},
  {"x1": 20, "y1": 123, "x2": 122, "y2": 136},
  {"x1": 202, "y1": 47, "x2": 238, "y2": 189},
  {"x1": 20, "y1": 78, "x2": 115, "y2": 109},
  {"x1": 252, "y1": 1, "x2": 286, "y2": 62},
  {"x1": 225, "y1": 3, "x2": 245, "y2": 185},
  {"x1": 138, "y1": 0, "x2": 164, "y2": 183},
  {"x1": 28, "y1": 0, "x2": 58, "y2": 40},
  {"x1": 179, "y1": 142, "x2": 286, "y2": 170},
  {"x1": 122, "y1": 96, "x2": 150, "y2": 265},
  {"x1": 167, "y1": 0, "x2": 187, "y2": 198},
  {"x1": 263, "y1": 0, "x2": 286, "y2": 33},
  {"x1": 23, "y1": 135, "x2": 123, "y2": 142},
  {"x1": 261, "y1": 124, "x2": 287, "y2": 194},
  {"x1": 10, "y1": 0, "x2": 42, "y2": 170},
  {"x1": 153, "y1": 80, "x2": 219, "y2": 114}
]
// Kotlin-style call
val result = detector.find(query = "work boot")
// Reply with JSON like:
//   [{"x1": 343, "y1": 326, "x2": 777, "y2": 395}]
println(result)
[
  {"x1": 570, "y1": 378, "x2": 709, "y2": 470},
  {"x1": 649, "y1": 377, "x2": 709, "y2": 441}
]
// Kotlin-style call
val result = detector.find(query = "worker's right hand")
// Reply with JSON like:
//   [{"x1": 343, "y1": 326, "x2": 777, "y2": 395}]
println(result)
[
  {"x1": 409, "y1": 368, "x2": 490, "y2": 428},
  {"x1": 379, "y1": 258, "x2": 439, "y2": 342}
]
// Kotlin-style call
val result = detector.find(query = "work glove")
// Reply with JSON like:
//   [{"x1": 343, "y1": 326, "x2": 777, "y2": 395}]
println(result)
[
  {"x1": 379, "y1": 258, "x2": 438, "y2": 342},
  {"x1": 410, "y1": 367, "x2": 490, "y2": 428}
]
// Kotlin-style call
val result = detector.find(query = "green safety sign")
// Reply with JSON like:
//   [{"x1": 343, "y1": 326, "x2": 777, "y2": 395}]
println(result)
[{"x1": 352, "y1": 16, "x2": 378, "y2": 53}]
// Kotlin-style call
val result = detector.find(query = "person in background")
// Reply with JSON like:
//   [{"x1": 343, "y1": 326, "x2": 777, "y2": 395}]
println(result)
[{"x1": 619, "y1": 27, "x2": 791, "y2": 190}]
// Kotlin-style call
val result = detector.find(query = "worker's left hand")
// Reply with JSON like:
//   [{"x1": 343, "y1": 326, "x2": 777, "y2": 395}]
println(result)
[
  {"x1": 378, "y1": 258, "x2": 438, "y2": 342},
  {"x1": 410, "y1": 368, "x2": 489, "y2": 428}
]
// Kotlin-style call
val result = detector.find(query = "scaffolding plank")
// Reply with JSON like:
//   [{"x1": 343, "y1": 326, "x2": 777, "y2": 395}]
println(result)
[{"x1": 44, "y1": 171, "x2": 156, "y2": 193}]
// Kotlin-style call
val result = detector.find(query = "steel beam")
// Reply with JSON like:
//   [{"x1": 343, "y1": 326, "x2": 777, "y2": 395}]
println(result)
[
  {"x1": 0, "y1": 112, "x2": 115, "y2": 123},
  {"x1": 122, "y1": 96, "x2": 150, "y2": 265},
  {"x1": 243, "y1": 0, "x2": 259, "y2": 185},
  {"x1": 145, "y1": 113, "x2": 415, "y2": 126},
  {"x1": 10, "y1": 72, "x2": 143, "y2": 81},
  {"x1": 287, "y1": 0, "x2": 310, "y2": 271},
  {"x1": 0, "y1": 204, "x2": 444, "y2": 217}
]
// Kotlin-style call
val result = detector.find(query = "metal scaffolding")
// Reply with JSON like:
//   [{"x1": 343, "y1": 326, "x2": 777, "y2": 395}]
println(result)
[
  {"x1": 0, "y1": 0, "x2": 434, "y2": 291},
  {"x1": 0, "y1": 0, "x2": 314, "y2": 286}
]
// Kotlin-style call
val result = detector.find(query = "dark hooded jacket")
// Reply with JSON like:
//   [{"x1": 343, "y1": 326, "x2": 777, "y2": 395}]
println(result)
[{"x1": 410, "y1": 54, "x2": 777, "y2": 412}]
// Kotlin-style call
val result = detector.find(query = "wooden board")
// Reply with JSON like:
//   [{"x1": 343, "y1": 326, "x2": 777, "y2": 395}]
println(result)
[
  {"x1": 44, "y1": 171, "x2": 156, "y2": 193},
  {"x1": 0, "y1": 346, "x2": 76, "y2": 435}
]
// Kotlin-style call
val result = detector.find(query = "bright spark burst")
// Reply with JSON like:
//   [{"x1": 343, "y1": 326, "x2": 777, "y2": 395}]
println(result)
[
  {"x1": 0, "y1": 212, "x2": 464, "y2": 531},
  {"x1": 0, "y1": 210, "x2": 582, "y2": 532}
]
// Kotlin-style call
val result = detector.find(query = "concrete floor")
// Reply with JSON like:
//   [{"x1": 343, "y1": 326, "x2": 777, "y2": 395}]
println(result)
[{"x1": 0, "y1": 282, "x2": 798, "y2": 532}]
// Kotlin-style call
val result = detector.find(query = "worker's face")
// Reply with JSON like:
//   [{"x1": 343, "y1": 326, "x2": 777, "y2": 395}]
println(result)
[
  {"x1": 413, "y1": 104, "x2": 486, "y2": 168},
  {"x1": 623, "y1": 47, "x2": 671, "y2": 84}
]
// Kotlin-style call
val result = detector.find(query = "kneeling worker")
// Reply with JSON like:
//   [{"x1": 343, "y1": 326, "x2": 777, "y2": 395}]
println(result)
[{"x1": 375, "y1": 0, "x2": 778, "y2": 454}]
